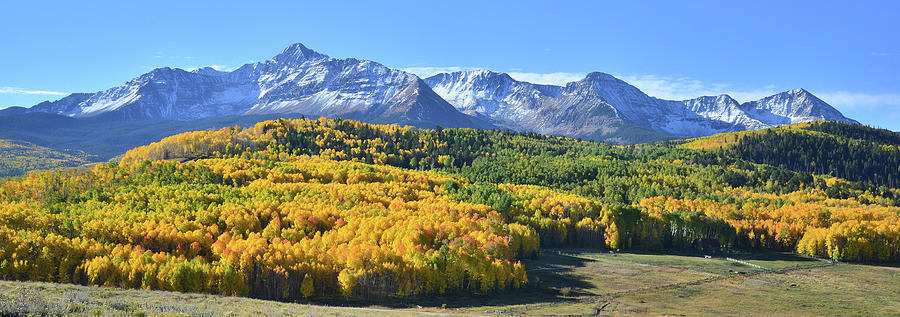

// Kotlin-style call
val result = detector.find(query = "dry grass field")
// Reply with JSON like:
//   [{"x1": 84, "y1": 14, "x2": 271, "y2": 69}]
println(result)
[{"x1": 1, "y1": 249, "x2": 896, "y2": 316}]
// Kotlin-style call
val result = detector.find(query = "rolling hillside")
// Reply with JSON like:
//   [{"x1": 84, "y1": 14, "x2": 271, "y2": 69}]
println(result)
[
  {"x1": 0, "y1": 117, "x2": 897, "y2": 308},
  {"x1": 0, "y1": 139, "x2": 95, "y2": 177},
  {"x1": 680, "y1": 121, "x2": 900, "y2": 187},
  {"x1": 0, "y1": 113, "x2": 313, "y2": 168}
]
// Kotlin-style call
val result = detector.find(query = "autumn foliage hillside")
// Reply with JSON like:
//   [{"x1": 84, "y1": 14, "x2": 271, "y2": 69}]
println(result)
[
  {"x1": 1, "y1": 117, "x2": 899, "y2": 302},
  {"x1": 680, "y1": 121, "x2": 900, "y2": 187},
  {"x1": 1, "y1": 157, "x2": 535, "y2": 300}
]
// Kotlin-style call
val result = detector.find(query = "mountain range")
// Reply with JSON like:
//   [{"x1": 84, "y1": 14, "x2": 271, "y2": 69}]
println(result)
[
  {"x1": 1, "y1": 42, "x2": 858, "y2": 144},
  {"x1": 425, "y1": 70, "x2": 857, "y2": 142}
]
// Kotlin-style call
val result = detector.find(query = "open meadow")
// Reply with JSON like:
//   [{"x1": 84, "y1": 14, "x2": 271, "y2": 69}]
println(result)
[{"x1": 3, "y1": 249, "x2": 896, "y2": 316}]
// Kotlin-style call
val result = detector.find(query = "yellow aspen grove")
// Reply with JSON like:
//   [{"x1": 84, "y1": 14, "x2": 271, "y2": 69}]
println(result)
[
  {"x1": 0, "y1": 155, "x2": 530, "y2": 300},
  {"x1": 2, "y1": 118, "x2": 899, "y2": 303}
]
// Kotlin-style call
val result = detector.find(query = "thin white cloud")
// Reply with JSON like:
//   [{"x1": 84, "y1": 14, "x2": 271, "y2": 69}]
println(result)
[
  {"x1": 816, "y1": 92, "x2": 900, "y2": 109},
  {"x1": 615, "y1": 74, "x2": 900, "y2": 112},
  {"x1": 179, "y1": 64, "x2": 236, "y2": 72},
  {"x1": 616, "y1": 74, "x2": 778, "y2": 102},
  {"x1": 207, "y1": 65, "x2": 229, "y2": 71},
  {"x1": 617, "y1": 74, "x2": 900, "y2": 112},
  {"x1": 0, "y1": 86, "x2": 66, "y2": 96}
]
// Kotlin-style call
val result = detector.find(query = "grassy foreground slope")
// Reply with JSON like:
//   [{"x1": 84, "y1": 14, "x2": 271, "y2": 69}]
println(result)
[
  {"x1": 1, "y1": 252, "x2": 896, "y2": 316},
  {"x1": 604, "y1": 263, "x2": 900, "y2": 316},
  {"x1": 0, "y1": 280, "x2": 430, "y2": 316}
]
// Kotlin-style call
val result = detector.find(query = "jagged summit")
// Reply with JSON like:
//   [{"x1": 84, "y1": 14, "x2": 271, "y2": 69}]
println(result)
[{"x1": 271, "y1": 42, "x2": 328, "y2": 65}]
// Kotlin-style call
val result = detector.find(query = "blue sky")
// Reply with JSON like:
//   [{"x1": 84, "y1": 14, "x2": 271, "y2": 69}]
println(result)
[{"x1": 2, "y1": 0, "x2": 899, "y2": 130}]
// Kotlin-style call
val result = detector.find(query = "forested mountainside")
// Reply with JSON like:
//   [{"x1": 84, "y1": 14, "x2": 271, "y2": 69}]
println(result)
[
  {"x1": 0, "y1": 139, "x2": 95, "y2": 177},
  {"x1": 682, "y1": 121, "x2": 900, "y2": 188},
  {"x1": 1, "y1": 118, "x2": 898, "y2": 302}
]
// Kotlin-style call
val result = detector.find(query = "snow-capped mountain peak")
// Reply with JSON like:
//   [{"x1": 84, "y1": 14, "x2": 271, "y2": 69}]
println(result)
[
  {"x1": 272, "y1": 42, "x2": 328, "y2": 65},
  {"x1": 739, "y1": 88, "x2": 858, "y2": 125},
  {"x1": 583, "y1": 71, "x2": 619, "y2": 82},
  {"x1": 15, "y1": 43, "x2": 490, "y2": 129}
]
